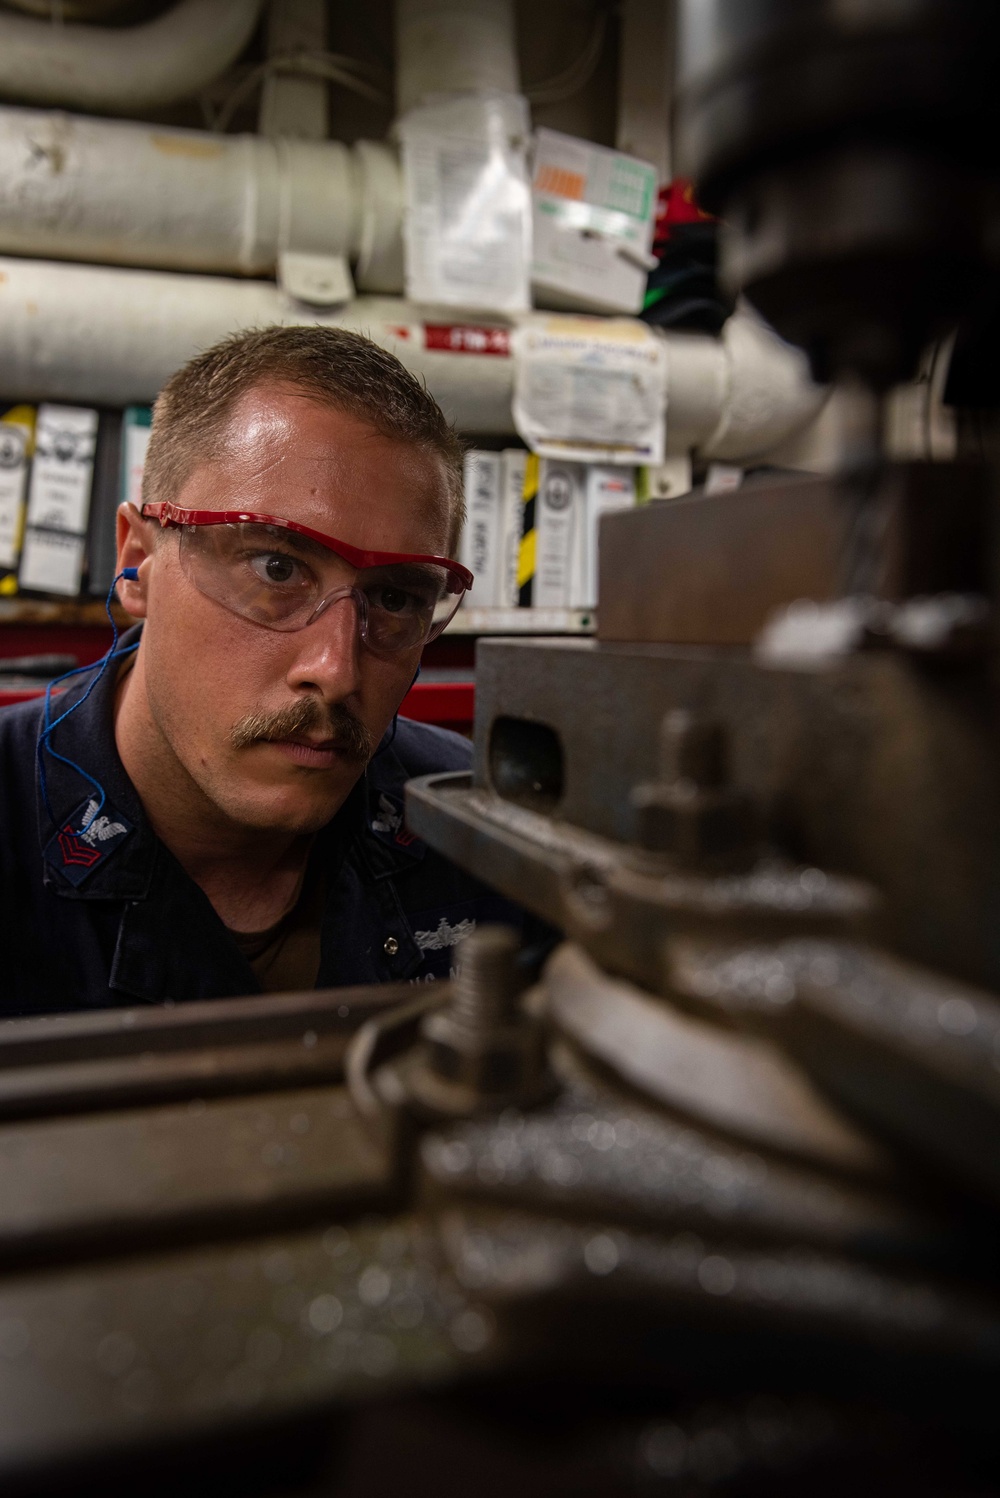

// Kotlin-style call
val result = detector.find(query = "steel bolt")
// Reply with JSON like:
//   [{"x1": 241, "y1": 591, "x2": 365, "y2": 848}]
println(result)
[
  {"x1": 449, "y1": 924, "x2": 522, "y2": 1034},
  {"x1": 416, "y1": 924, "x2": 546, "y2": 1104}
]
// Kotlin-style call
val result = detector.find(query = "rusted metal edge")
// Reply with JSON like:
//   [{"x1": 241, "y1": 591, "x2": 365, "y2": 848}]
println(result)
[
  {"x1": 405, "y1": 771, "x2": 876, "y2": 997},
  {"x1": 0, "y1": 982, "x2": 415, "y2": 1070}
]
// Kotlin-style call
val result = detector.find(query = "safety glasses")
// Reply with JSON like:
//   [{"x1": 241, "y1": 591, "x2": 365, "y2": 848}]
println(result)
[{"x1": 141, "y1": 502, "x2": 472, "y2": 655}]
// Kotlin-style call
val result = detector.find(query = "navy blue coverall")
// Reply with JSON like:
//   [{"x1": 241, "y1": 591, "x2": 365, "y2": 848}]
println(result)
[{"x1": 0, "y1": 636, "x2": 541, "y2": 1017}]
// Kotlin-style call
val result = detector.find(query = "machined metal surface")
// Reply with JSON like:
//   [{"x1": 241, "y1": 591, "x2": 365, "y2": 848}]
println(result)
[
  {"x1": 421, "y1": 1084, "x2": 958, "y2": 1267},
  {"x1": 543, "y1": 943, "x2": 893, "y2": 1179},
  {"x1": 406, "y1": 770, "x2": 872, "y2": 997},
  {"x1": 0, "y1": 982, "x2": 411, "y2": 1122},
  {"x1": 669, "y1": 937, "x2": 1000, "y2": 1207},
  {"x1": 0, "y1": 1215, "x2": 479, "y2": 1487},
  {"x1": 597, "y1": 466, "x2": 989, "y2": 647},
  {"x1": 0, "y1": 1086, "x2": 392, "y2": 1267},
  {"x1": 420, "y1": 635, "x2": 1000, "y2": 992}
]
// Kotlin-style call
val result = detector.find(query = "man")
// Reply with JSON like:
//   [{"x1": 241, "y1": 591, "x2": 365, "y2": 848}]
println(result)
[{"x1": 0, "y1": 327, "x2": 541, "y2": 1016}]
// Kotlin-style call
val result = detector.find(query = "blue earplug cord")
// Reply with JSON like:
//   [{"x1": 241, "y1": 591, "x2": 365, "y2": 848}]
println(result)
[{"x1": 37, "y1": 568, "x2": 139, "y2": 834}]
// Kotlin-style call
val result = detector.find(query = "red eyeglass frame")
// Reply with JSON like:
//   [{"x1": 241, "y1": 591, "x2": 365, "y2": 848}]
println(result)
[{"x1": 140, "y1": 501, "x2": 474, "y2": 595}]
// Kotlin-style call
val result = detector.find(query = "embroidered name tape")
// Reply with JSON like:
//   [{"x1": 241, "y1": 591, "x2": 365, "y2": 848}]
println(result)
[
  {"x1": 44, "y1": 795, "x2": 135, "y2": 888},
  {"x1": 415, "y1": 916, "x2": 477, "y2": 953}
]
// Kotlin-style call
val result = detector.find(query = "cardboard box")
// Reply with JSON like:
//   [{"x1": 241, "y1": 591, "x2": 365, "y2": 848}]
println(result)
[{"x1": 531, "y1": 128, "x2": 658, "y2": 316}]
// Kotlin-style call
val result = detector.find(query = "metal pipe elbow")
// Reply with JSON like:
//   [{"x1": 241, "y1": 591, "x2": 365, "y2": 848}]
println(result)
[{"x1": 0, "y1": 0, "x2": 265, "y2": 113}]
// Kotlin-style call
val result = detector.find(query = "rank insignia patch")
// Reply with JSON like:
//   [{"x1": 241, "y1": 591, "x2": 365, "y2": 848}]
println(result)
[
  {"x1": 44, "y1": 796, "x2": 135, "y2": 888},
  {"x1": 370, "y1": 791, "x2": 421, "y2": 850}
]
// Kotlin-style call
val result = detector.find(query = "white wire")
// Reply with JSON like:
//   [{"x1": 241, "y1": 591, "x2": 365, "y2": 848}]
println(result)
[{"x1": 208, "y1": 50, "x2": 390, "y2": 134}]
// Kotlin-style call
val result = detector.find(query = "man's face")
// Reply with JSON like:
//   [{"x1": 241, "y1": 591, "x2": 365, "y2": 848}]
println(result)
[{"x1": 121, "y1": 384, "x2": 453, "y2": 835}]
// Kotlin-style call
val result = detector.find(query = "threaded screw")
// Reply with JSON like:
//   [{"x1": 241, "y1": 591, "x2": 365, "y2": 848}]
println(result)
[{"x1": 450, "y1": 925, "x2": 522, "y2": 1034}]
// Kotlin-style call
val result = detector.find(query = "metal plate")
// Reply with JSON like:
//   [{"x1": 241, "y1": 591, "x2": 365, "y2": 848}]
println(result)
[
  {"x1": 544, "y1": 942, "x2": 894, "y2": 1179},
  {"x1": 0, "y1": 1087, "x2": 393, "y2": 1264},
  {"x1": 439, "y1": 636, "x2": 1000, "y2": 991},
  {"x1": 406, "y1": 770, "x2": 873, "y2": 996},
  {"x1": 0, "y1": 1216, "x2": 477, "y2": 1486},
  {"x1": 437, "y1": 1204, "x2": 1000, "y2": 1374},
  {"x1": 669, "y1": 937, "x2": 1000, "y2": 1207},
  {"x1": 421, "y1": 1086, "x2": 960, "y2": 1266}
]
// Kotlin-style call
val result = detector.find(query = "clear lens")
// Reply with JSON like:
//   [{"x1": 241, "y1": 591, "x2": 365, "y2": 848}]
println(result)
[{"x1": 178, "y1": 522, "x2": 464, "y2": 650}]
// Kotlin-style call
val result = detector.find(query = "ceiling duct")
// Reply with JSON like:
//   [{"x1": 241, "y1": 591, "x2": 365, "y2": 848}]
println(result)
[{"x1": 0, "y1": 0, "x2": 265, "y2": 113}]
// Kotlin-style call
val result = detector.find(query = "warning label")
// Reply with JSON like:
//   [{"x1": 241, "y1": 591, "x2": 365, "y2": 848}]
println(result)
[{"x1": 424, "y1": 324, "x2": 511, "y2": 357}]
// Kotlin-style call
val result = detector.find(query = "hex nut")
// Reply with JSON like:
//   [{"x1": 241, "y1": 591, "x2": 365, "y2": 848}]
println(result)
[
  {"x1": 631, "y1": 780, "x2": 758, "y2": 866},
  {"x1": 420, "y1": 1006, "x2": 545, "y2": 1096}
]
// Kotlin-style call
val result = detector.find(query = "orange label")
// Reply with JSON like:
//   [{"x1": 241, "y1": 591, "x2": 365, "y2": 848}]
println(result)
[{"x1": 534, "y1": 165, "x2": 585, "y2": 200}]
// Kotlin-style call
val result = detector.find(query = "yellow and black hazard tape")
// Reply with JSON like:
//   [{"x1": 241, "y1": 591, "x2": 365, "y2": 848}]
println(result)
[
  {"x1": 0, "y1": 404, "x2": 36, "y2": 593},
  {"x1": 517, "y1": 452, "x2": 538, "y2": 607}
]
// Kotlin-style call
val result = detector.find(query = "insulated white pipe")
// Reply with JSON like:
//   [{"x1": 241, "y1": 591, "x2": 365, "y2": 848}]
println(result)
[
  {"x1": 0, "y1": 0, "x2": 265, "y2": 113},
  {"x1": 0, "y1": 107, "x2": 404, "y2": 291},
  {"x1": 0, "y1": 257, "x2": 825, "y2": 455},
  {"x1": 395, "y1": 0, "x2": 520, "y2": 114},
  {"x1": 703, "y1": 307, "x2": 828, "y2": 460},
  {"x1": 0, "y1": 258, "x2": 516, "y2": 433}
]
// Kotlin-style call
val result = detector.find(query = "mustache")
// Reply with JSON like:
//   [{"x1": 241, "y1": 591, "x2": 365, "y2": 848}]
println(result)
[{"x1": 230, "y1": 698, "x2": 376, "y2": 764}]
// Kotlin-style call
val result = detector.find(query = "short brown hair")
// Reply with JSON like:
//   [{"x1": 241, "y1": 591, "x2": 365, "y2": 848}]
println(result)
[{"x1": 142, "y1": 325, "x2": 466, "y2": 548}]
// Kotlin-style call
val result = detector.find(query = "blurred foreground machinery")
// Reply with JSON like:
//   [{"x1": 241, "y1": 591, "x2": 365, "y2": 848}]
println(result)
[{"x1": 4, "y1": 0, "x2": 1000, "y2": 1492}]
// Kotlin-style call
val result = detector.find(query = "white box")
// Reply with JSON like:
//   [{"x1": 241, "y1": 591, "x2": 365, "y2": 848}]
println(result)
[
  {"x1": 459, "y1": 451, "x2": 505, "y2": 606},
  {"x1": 531, "y1": 128, "x2": 658, "y2": 316},
  {"x1": 18, "y1": 527, "x2": 87, "y2": 596},
  {"x1": 24, "y1": 404, "x2": 98, "y2": 534},
  {"x1": 120, "y1": 405, "x2": 153, "y2": 508},
  {"x1": 534, "y1": 458, "x2": 586, "y2": 608},
  {"x1": 571, "y1": 465, "x2": 637, "y2": 608}
]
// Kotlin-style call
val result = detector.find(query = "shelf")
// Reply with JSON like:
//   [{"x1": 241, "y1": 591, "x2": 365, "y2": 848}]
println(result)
[
  {"x1": 0, "y1": 599, "x2": 132, "y2": 627},
  {"x1": 447, "y1": 607, "x2": 595, "y2": 635}
]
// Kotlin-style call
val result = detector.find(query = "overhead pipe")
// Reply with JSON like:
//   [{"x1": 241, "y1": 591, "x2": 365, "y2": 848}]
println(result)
[
  {"x1": 394, "y1": 0, "x2": 520, "y2": 114},
  {"x1": 0, "y1": 0, "x2": 523, "y2": 291},
  {"x1": 0, "y1": 257, "x2": 826, "y2": 456},
  {"x1": 0, "y1": 0, "x2": 265, "y2": 114},
  {"x1": 0, "y1": 107, "x2": 404, "y2": 291}
]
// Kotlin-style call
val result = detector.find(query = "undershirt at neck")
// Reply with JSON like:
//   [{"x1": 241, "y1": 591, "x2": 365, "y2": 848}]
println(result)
[{"x1": 228, "y1": 869, "x2": 326, "y2": 993}]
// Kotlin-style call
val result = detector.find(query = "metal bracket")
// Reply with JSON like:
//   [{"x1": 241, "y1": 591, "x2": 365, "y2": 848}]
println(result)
[{"x1": 278, "y1": 249, "x2": 354, "y2": 306}]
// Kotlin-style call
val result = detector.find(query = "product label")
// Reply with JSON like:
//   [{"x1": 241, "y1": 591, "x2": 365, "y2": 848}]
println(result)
[
  {"x1": 423, "y1": 324, "x2": 511, "y2": 356},
  {"x1": 513, "y1": 318, "x2": 667, "y2": 464},
  {"x1": 121, "y1": 408, "x2": 153, "y2": 508},
  {"x1": 534, "y1": 460, "x2": 584, "y2": 608},
  {"x1": 18, "y1": 527, "x2": 87, "y2": 596},
  {"x1": 24, "y1": 405, "x2": 98, "y2": 533},
  {"x1": 400, "y1": 93, "x2": 532, "y2": 313},
  {"x1": 575, "y1": 465, "x2": 636, "y2": 608},
  {"x1": 531, "y1": 128, "x2": 658, "y2": 315}
]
